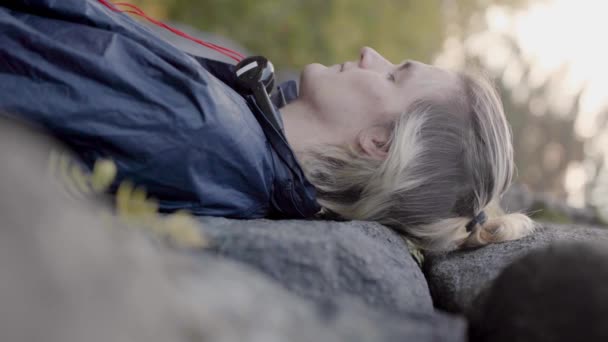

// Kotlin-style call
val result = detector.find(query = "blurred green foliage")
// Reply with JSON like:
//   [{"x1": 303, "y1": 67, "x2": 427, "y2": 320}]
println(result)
[
  {"x1": 166, "y1": 0, "x2": 441, "y2": 67},
  {"x1": 529, "y1": 204, "x2": 573, "y2": 224},
  {"x1": 132, "y1": 0, "x2": 529, "y2": 68}
]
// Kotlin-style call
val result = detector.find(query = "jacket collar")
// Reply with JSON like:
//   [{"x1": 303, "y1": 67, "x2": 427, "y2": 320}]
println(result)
[{"x1": 191, "y1": 56, "x2": 320, "y2": 218}]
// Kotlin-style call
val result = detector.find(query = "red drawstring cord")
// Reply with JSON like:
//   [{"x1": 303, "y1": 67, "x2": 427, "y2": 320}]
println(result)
[{"x1": 96, "y1": 0, "x2": 245, "y2": 62}]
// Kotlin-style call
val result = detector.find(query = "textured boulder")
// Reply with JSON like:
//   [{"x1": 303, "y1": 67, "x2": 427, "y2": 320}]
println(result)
[
  {"x1": 182, "y1": 254, "x2": 466, "y2": 342},
  {"x1": 0, "y1": 118, "x2": 466, "y2": 342},
  {"x1": 469, "y1": 242, "x2": 608, "y2": 342},
  {"x1": 197, "y1": 216, "x2": 434, "y2": 315},
  {"x1": 423, "y1": 223, "x2": 608, "y2": 315}
]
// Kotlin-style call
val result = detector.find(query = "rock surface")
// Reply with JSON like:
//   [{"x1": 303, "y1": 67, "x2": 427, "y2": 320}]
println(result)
[
  {"x1": 197, "y1": 216, "x2": 435, "y2": 315},
  {"x1": 0, "y1": 118, "x2": 467, "y2": 342},
  {"x1": 468, "y1": 241, "x2": 608, "y2": 342},
  {"x1": 423, "y1": 223, "x2": 608, "y2": 315}
]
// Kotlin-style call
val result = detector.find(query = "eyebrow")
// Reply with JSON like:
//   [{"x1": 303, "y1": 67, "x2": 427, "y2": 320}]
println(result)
[
  {"x1": 397, "y1": 60, "x2": 412, "y2": 72},
  {"x1": 393, "y1": 60, "x2": 412, "y2": 84}
]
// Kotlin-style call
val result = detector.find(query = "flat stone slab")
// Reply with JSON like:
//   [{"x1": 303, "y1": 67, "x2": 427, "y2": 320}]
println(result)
[
  {"x1": 197, "y1": 216, "x2": 434, "y2": 315},
  {"x1": 423, "y1": 223, "x2": 608, "y2": 315}
]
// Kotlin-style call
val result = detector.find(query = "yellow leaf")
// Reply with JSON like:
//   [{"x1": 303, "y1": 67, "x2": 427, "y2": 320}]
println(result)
[
  {"x1": 163, "y1": 211, "x2": 208, "y2": 248},
  {"x1": 91, "y1": 159, "x2": 117, "y2": 192}
]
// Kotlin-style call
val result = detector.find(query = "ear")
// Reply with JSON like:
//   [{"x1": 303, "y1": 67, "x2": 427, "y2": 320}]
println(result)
[{"x1": 357, "y1": 125, "x2": 391, "y2": 160}]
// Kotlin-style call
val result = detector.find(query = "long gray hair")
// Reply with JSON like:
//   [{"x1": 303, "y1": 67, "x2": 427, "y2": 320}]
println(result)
[{"x1": 298, "y1": 71, "x2": 536, "y2": 251}]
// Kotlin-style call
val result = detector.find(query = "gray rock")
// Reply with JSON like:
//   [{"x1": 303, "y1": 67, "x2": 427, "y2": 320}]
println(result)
[
  {"x1": 0, "y1": 119, "x2": 185, "y2": 342},
  {"x1": 469, "y1": 241, "x2": 608, "y2": 342},
  {"x1": 183, "y1": 254, "x2": 467, "y2": 342},
  {"x1": 423, "y1": 223, "x2": 608, "y2": 315},
  {"x1": 197, "y1": 216, "x2": 434, "y2": 315},
  {"x1": 0, "y1": 118, "x2": 466, "y2": 342}
]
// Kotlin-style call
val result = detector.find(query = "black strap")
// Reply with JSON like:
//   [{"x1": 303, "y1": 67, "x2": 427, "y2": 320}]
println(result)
[{"x1": 466, "y1": 211, "x2": 487, "y2": 232}]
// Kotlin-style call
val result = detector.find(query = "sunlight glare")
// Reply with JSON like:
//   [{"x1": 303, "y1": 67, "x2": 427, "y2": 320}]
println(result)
[{"x1": 512, "y1": 0, "x2": 608, "y2": 136}]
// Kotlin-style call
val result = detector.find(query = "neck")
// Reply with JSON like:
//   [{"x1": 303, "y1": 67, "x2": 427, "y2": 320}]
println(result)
[{"x1": 281, "y1": 100, "x2": 340, "y2": 154}]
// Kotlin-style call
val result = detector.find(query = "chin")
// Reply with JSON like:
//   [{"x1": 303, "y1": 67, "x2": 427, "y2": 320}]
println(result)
[
  {"x1": 299, "y1": 63, "x2": 325, "y2": 96},
  {"x1": 301, "y1": 63, "x2": 326, "y2": 77}
]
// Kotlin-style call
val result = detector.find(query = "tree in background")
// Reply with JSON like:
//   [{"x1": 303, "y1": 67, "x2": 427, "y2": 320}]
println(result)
[
  {"x1": 129, "y1": 0, "x2": 530, "y2": 68},
  {"x1": 456, "y1": 22, "x2": 608, "y2": 221},
  {"x1": 458, "y1": 36, "x2": 586, "y2": 198}
]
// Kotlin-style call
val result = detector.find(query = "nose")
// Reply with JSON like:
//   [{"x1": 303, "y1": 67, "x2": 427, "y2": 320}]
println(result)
[{"x1": 359, "y1": 46, "x2": 391, "y2": 70}]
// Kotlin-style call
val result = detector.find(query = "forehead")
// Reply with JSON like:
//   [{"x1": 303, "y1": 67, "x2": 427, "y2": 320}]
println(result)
[
  {"x1": 399, "y1": 61, "x2": 461, "y2": 96},
  {"x1": 410, "y1": 61, "x2": 458, "y2": 83}
]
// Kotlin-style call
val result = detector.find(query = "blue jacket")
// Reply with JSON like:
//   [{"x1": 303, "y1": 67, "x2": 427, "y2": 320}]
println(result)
[{"x1": 0, "y1": 0, "x2": 321, "y2": 218}]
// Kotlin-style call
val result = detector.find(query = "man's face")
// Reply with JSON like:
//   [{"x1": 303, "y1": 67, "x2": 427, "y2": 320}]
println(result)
[{"x1": 298, "y1": 47, "x2": 460, "y2": 142}]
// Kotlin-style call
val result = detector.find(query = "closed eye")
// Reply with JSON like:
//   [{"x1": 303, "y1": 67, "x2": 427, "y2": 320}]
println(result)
[{"x1": 389, "y1": 60, "x2": 412, "y2": 83}]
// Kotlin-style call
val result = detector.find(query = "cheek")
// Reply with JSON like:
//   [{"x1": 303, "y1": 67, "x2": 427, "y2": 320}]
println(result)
[
  {"x1": 299, "y1": 65, "x2": 333, "y2": 103},
  {"x1": 300, "y1": 64, "x2": 332, "y2": 88},
  {"x1": 349, "y1": 78, "x2": 391, "y2": 112},
  {"x1": 300, "y1": 67, "x2": 391, "y2": 117}
]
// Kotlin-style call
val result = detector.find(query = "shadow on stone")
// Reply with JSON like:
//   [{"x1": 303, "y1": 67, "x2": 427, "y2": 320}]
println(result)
[
  {"x1": 469, "y1": 241, "x2": 608, "y2": 342},
  {"x1": 424, "y1": 224, "x2": 608, "y2": 315}
]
